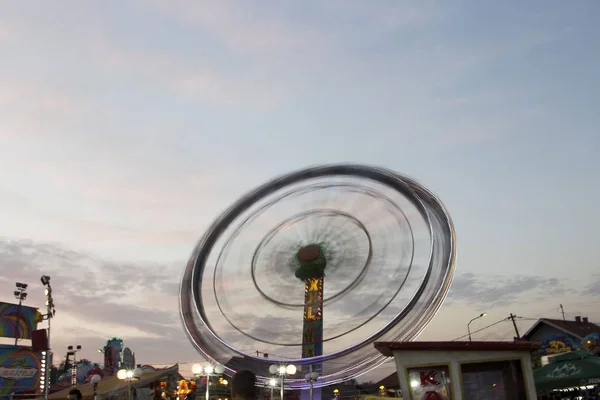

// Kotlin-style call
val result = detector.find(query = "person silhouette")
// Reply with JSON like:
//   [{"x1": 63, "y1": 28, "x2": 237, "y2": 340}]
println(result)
[{"x1": 231, "y1": 370, "x2": 257, "y2": 400}]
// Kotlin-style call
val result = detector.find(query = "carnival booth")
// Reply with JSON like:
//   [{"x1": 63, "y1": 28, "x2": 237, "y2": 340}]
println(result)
[
  {"x1": 534, "y1": 350, "x2": 600, "y2": 397},
  {"x1": 48, "y1": 365, "x2": 179, "y2": 400},
  {"x1": 0, "y1": 302, "x2": 44, "y2": 400},
  {"x1": 375, "y1": 341, "x2": 539, "y2": 400}
]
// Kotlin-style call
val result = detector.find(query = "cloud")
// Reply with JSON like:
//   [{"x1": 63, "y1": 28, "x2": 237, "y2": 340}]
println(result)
[
  {"x1": 447, "y1": 272, "x2": 577, "y2": 307},
  {"x1": 2, "y1": 236, "x2": 598, "y2": 379},
  {"x1": 138, "y1": 1, "x2": 329, "y2": 55},
  {"x1": 0, "y1": 238, "x2": 196, "y2": 364},
  {"x1": 90, "y1": 37, "x2": 283, "y2": 108},
  {"x1": 583, "y1": 274, "x2": 600, "y2": 296},
  {"x1": 0, "y1": 80, "x2": 87, "y2": 140}
]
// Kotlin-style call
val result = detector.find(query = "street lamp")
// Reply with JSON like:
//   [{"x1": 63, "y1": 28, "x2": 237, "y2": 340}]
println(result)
[
  {"x1": 117, "y1": 368, "x2": 142, "y2": 400},
  {"x1": 467, "y1": 312, "x2": 487, "y2": 341},
  {"x1": 269, "y1": 364, "x2": 296, "y2": 400},
  {"x1": 14, "y1": 282, "x2": 28, "y2": 345},
  {"x1": 191, "y1": 363, "x2": 225, "y2": 400},
  {"x1": 267, "y1": 378, "x2": 277, "y2": 400},
  {"x1": 91, "y1": 374, "x2": 102, "y2": 400},
  {"x1": 305, "y1": 371, "x2": 319, "y2": 400},
  {"x1": 67, "y1": 345, "x2": 82, "y2": 386}
]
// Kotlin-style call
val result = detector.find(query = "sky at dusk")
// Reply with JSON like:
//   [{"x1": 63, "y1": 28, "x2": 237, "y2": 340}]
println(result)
[{"x1": 1, "y1": 1, "x2": 599, "y2": 382}]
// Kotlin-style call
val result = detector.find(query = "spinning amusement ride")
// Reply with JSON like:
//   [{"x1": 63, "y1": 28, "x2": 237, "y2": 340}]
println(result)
[{"x1": 179, "y1": 164, "x2": 456, "y2": 390}]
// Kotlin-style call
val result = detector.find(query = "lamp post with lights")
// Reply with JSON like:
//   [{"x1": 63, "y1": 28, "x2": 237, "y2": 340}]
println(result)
[
  {"x1": 269, "y1": 364, "x2": 296, "y2": 400},
  {"x1": 191, "y1": 363, "x2": 225, "y2": 400},
  {"x1": 91, "y1": 374, "x2": 102, "y2": 400},
  {"x1": 117, "y1": 368, "x2": 143, "y2": 400},
  {"x1": 40, "y1": 275, "x2": 55, "y2": 400},
  {"x1": 305, "y1": 370, "x2": 319, "y2": 400},
  {"x1": 13, "y1": 282, "x2": 28, "y2": 345},
  {"x1": 267, "y1": 378, "x2": 277, "y2": 400},
  {"x1": 67, "y1": 345, "x2": 82, "y2": 386},
  {"x1": 39, "y1": 350, "x2": 48, "y2": 396},
  {"x1": 467, "y1": 312, "x2": 487, "y2": 342}
]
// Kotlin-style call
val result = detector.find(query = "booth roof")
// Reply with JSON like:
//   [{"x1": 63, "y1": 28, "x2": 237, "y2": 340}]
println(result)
[
  {"x1": 374, "y1": 341, "x2": 540, "y2": 357},
  {"x1": 48, "y1": 365, "x2": 179, "y2": 400}
]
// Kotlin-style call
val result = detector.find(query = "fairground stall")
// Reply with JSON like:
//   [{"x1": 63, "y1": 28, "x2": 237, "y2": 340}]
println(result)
[
  {"x1": 375, "y1": 341, "x2": 539, "y2": 400},
  {"x1": 0, "y1": 301, "x2": 44, "y2": 400},
  {"x1": 534, "y1": 349, "x2": 600, "y2": 398}
]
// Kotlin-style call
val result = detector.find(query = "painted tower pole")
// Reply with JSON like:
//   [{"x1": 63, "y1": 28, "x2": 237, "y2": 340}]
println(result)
[{"x1": 295, "y1": 245, "x2": 325, "y2": 400}]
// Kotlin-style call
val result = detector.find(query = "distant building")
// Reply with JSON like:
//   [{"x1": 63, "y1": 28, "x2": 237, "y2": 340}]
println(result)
[{"x1": 521, "y1": 316, "x2": 600, "y2": 358}]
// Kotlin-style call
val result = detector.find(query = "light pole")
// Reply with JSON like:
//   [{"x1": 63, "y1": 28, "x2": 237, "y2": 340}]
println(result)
[
  {"x1": 67, "y1": 345, "x2": 82, "y2": 386},
  {"x1": 41, "y1": 275, "x2": 55, "y2": 400},
  {"x1": 268, "y1": 378, "x2": 277, "y2": 400},
  {"x1": 13, "y1": 282, "x2": 28, "y2": 345},
  {"x1": 467, "y1": 312, "x2": 487, "y2": 341},
  {"x1": 192, "y1": 363, "x2": 225, "y2": 400},
  {"x1": 269, "y1": 364, "x2": 296, "y2": 400},
  {"x1": 91, "y1": 374, "x2": 101, "y2": 400},
  {"x1": 117, "y1": 368, "x2": 143, "y2": 400},
  {"x1": 305, "y1": 370, "x2": 319, "y2": 400}
]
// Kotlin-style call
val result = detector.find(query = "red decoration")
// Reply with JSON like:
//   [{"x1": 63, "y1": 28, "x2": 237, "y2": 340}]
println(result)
[{"x1": 423, "y1": 391, "x2": 444, "y2": 400}]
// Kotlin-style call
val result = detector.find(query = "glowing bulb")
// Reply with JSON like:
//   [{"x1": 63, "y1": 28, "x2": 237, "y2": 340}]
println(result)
[
  {"x1": 192, "y1": 364, "x2": 203, "y2": 375},
  {"x1": 286, "y1": 365, "x2": 296, "y2": 375}
]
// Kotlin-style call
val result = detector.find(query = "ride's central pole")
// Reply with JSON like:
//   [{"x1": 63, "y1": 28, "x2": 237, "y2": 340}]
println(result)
[{"x1": 296, "y1": 244, "x2": 325, "y2": 400}]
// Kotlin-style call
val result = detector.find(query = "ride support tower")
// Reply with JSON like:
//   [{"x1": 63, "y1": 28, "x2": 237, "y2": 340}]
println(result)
[{"x1": 296, "y1": 244, "x2": 326, "y2": 376}]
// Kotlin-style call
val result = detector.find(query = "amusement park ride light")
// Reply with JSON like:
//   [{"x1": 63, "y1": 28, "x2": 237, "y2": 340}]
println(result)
[
  {"x1": 39, "y1": 351, "x2": 47, "y2": 392},
  {"x1": 41, "y1": 275, "x2": 55, "y2": 399}
]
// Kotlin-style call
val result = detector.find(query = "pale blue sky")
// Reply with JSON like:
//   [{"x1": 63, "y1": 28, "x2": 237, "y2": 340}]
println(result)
[{"x1": 1, "y1": 1, "x2": 599, "y2": 381}]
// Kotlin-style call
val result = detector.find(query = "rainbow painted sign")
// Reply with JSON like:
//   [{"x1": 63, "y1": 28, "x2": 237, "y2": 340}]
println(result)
[
  {"x1": 0, "y1": 345, "x2": 41, "y2": 395},
  {"x1": 0, "y1": 302, "x2": 42, "y2": 340}
]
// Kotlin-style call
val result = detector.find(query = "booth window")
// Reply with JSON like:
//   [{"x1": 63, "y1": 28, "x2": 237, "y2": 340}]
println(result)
[
  {"x1": 460, "y1": 360, "x2": 526, "y2": 400},
  {"x1": 406, "y1": 365, "x2": 453, "y2": 400}
]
